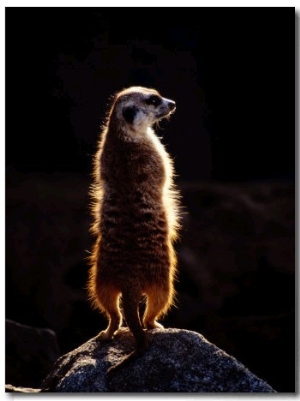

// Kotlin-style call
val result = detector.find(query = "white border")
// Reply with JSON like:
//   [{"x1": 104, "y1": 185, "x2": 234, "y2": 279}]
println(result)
[{"x1": 1, "y1": 1, "x2": 299, "y2": 8}]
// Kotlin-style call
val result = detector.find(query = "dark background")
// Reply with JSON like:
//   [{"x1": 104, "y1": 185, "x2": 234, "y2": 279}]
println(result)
[
  {"x1": 5, "y1": 7, "x2": 295, "y2": 392},
  {"x1": 6, "y1": 8, "x2": 295, "y2": 180}
]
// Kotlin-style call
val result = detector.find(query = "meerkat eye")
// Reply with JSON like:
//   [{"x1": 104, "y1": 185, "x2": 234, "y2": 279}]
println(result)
[{"x1": 145, "y1": 95, "x2": 162, "y2": 107}]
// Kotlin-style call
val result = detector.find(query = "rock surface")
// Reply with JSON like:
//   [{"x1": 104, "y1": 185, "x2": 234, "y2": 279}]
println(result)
[
  {"x1": 6, "y1": 319, "x2": 60, "y2": 388},
  {"x1": 5, "y1": 384, "x2": 41, "y2": 393},
  {"x1": 41, "y1": 328, "x2": 275, "y2": 392}
]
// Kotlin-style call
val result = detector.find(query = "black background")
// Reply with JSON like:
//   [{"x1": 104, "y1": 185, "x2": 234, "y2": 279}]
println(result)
[{"x1": 6, "y1": 7, "x2": 294, "y2": 181}]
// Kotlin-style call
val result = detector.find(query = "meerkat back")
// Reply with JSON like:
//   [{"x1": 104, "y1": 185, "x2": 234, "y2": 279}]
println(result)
[{"x1": 88, "y1": 86, "x2": 180, "y2": 372}]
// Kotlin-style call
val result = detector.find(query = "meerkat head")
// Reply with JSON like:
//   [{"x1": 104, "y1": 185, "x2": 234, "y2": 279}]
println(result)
[{"x1": 111, "y1": 86, "x2": 176, "y2": 133}]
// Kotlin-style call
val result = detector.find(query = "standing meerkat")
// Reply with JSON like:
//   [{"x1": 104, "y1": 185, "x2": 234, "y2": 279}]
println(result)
[{"x1": 88, "y1": 86, "x2": 180, "y2": 370}]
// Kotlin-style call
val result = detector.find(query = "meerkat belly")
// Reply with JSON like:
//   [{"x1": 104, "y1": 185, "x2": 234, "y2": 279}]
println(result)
[{"x1": 98, "y1": 195, "x2": 171, "y2": 286}]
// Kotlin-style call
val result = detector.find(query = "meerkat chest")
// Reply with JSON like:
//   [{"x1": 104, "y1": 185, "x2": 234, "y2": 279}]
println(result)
[
  {"x1": 131, "y1": 129, "x2": 170, "y2": 183},
  {"x1": 129, "y1": 141, "x2": 166, "y2": 183},
  {"x1": 102, "y1": 132, "x2": 169, "y2": 188}
]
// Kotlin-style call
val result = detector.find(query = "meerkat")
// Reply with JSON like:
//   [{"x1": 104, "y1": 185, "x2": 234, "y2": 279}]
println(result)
[{"x1": 88, "y1": 86, "x2": 180, "y2": 371}]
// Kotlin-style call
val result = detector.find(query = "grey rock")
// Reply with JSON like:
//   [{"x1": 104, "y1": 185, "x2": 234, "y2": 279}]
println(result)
[
  {"x1": 41, "y1": 328, "x2": 275, "y2": 393},
  {"x1": 5, "y1": 384, "x2": 41, "y2": 393}
]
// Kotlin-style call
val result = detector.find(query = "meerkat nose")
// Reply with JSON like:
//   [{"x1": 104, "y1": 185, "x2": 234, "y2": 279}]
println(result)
[{"x1": 168, "y1": 100, "x2": 176, "y2": 110}]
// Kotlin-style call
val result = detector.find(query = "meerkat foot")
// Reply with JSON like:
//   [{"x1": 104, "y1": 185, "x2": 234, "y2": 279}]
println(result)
[
  {"x1": 96, "y1": 328, "x2": 118, "y2": 342},
  {"x1": 143, "y1": 320, "x2": 164, "y2": 330}
]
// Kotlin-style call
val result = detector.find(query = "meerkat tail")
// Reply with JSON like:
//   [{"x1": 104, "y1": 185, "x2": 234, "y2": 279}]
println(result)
[
  {"x1": 106, "y1": 291, "x2": 148, "y2": 378},
  {"x1": 121, "y1": 290, "x2": 148, "y2": 352}
]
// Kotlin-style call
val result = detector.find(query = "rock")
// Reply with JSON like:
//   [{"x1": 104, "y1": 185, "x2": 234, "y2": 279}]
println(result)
[
  {"x1": 5, "y1": 319, "x2": 60, "y2": 388},
  {"x1": 5, "y1": 384, "x2": 41, "y2": 393},
  {"x1": 202, "y1": 310, "x2": 295, "y2": 392},
  {"x1": 172, "y1": 181, "x2": 294, "y2": 392},
  {"x1": 41, "y1": 328, "x2": 275, "y2": 392}
]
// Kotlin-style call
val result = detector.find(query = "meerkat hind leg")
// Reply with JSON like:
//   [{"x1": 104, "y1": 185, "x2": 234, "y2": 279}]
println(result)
[
  {"x1": 96, "y1": 291, "x2": 122, "y2": 341},
  {"x1": 143, "y1": 287, "x2": 170, "y2": 329}
]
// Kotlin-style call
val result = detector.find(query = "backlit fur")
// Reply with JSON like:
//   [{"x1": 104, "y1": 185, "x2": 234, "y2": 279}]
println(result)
[{"x1": 88, "y1": 86, "x2": 181, "y2": 366}]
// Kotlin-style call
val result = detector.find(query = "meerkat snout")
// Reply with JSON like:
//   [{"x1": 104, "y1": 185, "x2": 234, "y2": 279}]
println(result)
[{"x1": 165, "y1": 99, "x2": 176, "y2": 111}]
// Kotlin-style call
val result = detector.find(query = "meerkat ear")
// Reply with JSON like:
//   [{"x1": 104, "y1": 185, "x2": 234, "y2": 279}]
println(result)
[{"x1": 122, "y1": 105, "x2": 138, "y2": 124}]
